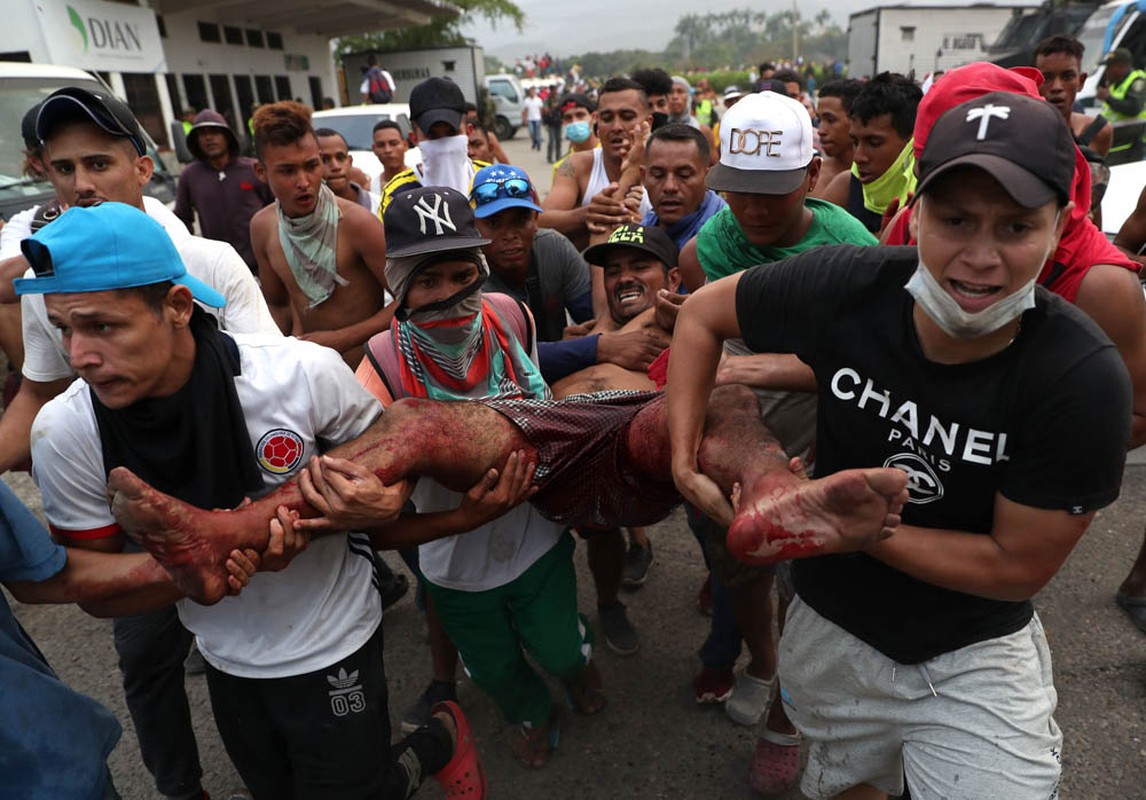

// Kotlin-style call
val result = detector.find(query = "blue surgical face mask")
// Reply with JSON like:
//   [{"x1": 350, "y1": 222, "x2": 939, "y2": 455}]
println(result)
[{"x1": 564, "y1": 120, "x2": 591, "y2": 143}]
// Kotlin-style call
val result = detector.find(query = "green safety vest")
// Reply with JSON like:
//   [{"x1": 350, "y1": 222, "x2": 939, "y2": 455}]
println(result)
[
  {"x1": 696, "y1": 98, "x2": 714, "y2": 126},
  {"x1": 1103, "y1": 69, "x2": 1146, "y2": 123},
  {"x1": 1104, "y1": 69, "x2": 1146, "y2": 153}
]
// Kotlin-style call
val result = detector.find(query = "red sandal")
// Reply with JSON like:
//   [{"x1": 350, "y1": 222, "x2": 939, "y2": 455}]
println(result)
[{"x1": 432, "y1": 700, "x2": 487, "y2": 798}]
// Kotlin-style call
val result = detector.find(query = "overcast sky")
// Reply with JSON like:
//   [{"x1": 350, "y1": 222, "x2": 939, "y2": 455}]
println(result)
[{"x1": 459, "y1": 0, "x2": 874, "y2": 61}]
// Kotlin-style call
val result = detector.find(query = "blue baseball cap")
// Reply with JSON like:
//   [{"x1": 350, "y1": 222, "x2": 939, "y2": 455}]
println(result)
[
  {"x1": 469, "y1": 164, "x2": 543, "y2": 219},
  {"x1": 14, "y1": 202, "x2": 227, "y2": 308}
]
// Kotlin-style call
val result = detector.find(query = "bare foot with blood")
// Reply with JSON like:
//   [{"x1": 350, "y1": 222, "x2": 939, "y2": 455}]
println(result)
[
  {"x1": 109, "y1": 467, "x2": 278, "y2": 605},
  {"x1": 726, "y1": 467, "x2": 909, "y2": 565}
]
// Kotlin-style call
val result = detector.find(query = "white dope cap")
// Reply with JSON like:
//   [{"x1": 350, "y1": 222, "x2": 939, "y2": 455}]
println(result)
[{"x1": 707, "y1": 91, "x2": 814, "y2": 195}]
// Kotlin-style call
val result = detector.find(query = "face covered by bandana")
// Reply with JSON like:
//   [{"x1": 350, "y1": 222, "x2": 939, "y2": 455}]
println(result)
[
  {"x1": 418, "y1": 134, "x2": 473, "y2": 196},
  {"x1": 386, "y1": 247, "x2": 550, "y2": 402},
  {"x1": 387, "y1": 248, "x2": 488, "y2": 325}
]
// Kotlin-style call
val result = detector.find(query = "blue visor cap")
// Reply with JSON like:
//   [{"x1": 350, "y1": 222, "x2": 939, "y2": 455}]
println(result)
[{"x1": 470, "y1": 164, "x2": 544, "y2": 218}]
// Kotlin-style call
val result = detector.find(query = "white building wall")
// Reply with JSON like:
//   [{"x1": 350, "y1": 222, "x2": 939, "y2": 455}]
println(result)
[
  {"x1": 0, "y1": 1, "x2": 52, "y2": 64},
  {"x1": 875, "y1": 8, "x2": 1025, "y2": 76},
  {"x1": 848, "y1": 2, "x2": 1042, "y2": 78},
  {"x1": 1, "y1": 0, "x2": 341, "y2": 153},
  {"x1": 848, "y1": 10, "x2": 881, "y2": 81},
  {"x1": 160, "y1": 11, "x2": 338, "y2": 116}
]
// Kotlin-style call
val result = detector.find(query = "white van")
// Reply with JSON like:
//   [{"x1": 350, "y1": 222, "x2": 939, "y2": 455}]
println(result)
[
  {"x1": 484, "y1": 73, "x2": 526, "y2": 140},
  {"x1": 0, "y1": 61, "x2": 176, "y2": 222}
]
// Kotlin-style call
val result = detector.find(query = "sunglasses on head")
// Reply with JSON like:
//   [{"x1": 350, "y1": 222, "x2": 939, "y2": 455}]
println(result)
[{"x1": 471, "y1": 177, "x2": 533, "y2": 206}]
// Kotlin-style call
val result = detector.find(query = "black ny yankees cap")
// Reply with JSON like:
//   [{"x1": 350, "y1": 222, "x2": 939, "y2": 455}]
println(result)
[
  {"x1": 915, "y1": 91, "x2": 1074, "y2": 209},
  {"x1": 384, "y1": 186, "x2": 490, "y2": 258}
]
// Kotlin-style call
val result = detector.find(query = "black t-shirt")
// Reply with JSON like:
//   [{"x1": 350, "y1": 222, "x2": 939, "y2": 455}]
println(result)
[
  {"x1": 847, "y1": 175, "x2": 884, "y2": 233},
  {"x1": 735, "y1": 245, "x2": 1132, "y2": 663}
]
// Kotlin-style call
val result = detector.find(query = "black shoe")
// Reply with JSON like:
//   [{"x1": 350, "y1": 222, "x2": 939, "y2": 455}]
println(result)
[
  {"x1": 621, "y1": 541, "x2": 653, "y2": 589},
  {"x1": 401, "y1": 680, "x2": 458, "y2": 733},
  {"x1": 599, "y1": 601, "x2": 639, "y2": 656},
  {"x1": 379, "y1": 572, "x2": 409, "y2": 610}
]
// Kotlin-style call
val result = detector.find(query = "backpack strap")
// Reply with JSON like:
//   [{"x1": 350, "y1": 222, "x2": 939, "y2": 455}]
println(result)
[
  {"x1": 1076, "y1": 114, "x2": 1108, "y2": 147},
  {"x1": 360, "y1": 294, "x2": 535, "y2": 406},
  {"x1": 484, "y1": 292, "x2": 535, "y2": 356},
  {"x1": 360, "y1": 332, "x2": 405, "y2": 405}
]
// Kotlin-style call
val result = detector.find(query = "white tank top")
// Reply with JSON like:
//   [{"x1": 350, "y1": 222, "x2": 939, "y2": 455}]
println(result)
[{"x1": 581, "y1": 148, "x2": 652, "y2": 216}]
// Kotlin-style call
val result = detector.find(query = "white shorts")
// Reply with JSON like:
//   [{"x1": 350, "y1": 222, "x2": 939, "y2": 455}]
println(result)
[{"x1": 778, "y1": 596, "x2": 1063, "y2": 800}]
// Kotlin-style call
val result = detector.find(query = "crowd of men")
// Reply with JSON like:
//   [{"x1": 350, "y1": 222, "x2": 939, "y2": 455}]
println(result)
[{"x1": 1, "y1": 32, "x2": 1145, "y2": 800}]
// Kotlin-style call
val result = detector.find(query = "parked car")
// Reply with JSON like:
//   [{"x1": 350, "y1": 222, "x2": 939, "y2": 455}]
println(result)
[
  {"x1": 311, "y1": 103, "x2": 420, "y2": 193},
  {"x1": 0, "y1": 61, "x2": 176, "y2": 222}
]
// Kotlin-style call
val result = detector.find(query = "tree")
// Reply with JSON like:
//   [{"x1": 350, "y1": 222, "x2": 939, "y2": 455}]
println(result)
[
  {"x1": 336, "y1": 0, "x2": 525, "y2": 57},
  {"x1": 653, "y1": 8, "x2": 847, "y2": 71}
]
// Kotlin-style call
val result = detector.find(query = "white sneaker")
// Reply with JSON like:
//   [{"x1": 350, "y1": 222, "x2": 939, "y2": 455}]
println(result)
[{"x1": 725, "y1": 671, "x2": 775, "y2": 726}]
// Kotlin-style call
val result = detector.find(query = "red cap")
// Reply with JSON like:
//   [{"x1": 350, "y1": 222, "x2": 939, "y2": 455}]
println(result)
[{"x1": 913, "y1": 62, "x2": 1042, "y2": 160}]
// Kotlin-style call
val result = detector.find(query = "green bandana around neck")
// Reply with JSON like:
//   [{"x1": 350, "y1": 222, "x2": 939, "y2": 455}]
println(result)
[{"x1": 851, "y1": 137, "x2": 917, "y2": 215}]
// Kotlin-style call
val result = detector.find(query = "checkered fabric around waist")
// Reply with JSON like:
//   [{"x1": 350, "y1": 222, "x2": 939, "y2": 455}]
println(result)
[{"x1": 481, "y1": 390, "x2": 680, "y2": 529}]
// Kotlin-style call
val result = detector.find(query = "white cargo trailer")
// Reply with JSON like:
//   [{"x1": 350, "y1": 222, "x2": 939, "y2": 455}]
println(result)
[{"x1": 848, "y1": 0, "x2": 1043, "y2": 78}]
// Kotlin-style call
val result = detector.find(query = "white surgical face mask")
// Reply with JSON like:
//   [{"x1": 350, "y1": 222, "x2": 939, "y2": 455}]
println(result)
[{"x1": 905, "y1": 201, "x2": 1058, "y2": 340}]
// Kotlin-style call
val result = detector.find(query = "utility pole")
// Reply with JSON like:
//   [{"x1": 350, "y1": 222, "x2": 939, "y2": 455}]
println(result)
[{"x1": 792, "y1": 0, "x2": 799, "y2": 62}]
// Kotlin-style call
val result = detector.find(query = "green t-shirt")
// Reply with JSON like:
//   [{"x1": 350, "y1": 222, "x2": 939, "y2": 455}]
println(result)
[{"x1": 696, "y1": 197, "x2": 878, "y2": 282}]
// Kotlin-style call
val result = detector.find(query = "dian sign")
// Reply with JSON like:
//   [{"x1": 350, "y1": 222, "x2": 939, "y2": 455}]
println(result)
[{"x1": 36, "y1": 0, "x2": 165, "y2": 73}]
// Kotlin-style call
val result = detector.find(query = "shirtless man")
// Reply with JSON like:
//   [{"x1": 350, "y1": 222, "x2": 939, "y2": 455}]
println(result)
[
  {"x1": 371, "y1": 120, "x2": 409, "y2": 192},
  {"x1": 812, "y1": 79, "x2": 863, "y2": 196},
  {"x1": 555, "y1": 223, "x2": 683, "y2": 653},
  {"x1": 315, "y1": 127, "x2": 379, "y2": 215},
  {"x1": 555, "y1": 224, "x2": 679, "y2": 397},
  {"x1": 1036, "y1": 36, "x2": 1113, "y2": 158},
  {"x1": 542, "y1": 77, "x2": 653, "y2": 252},
  {"x1": 250, "y1": 101, "x2": 392, "y2": 368},
  {"x1": 1035, "y1": 35, "x2": 1113, "y2": 222}
]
